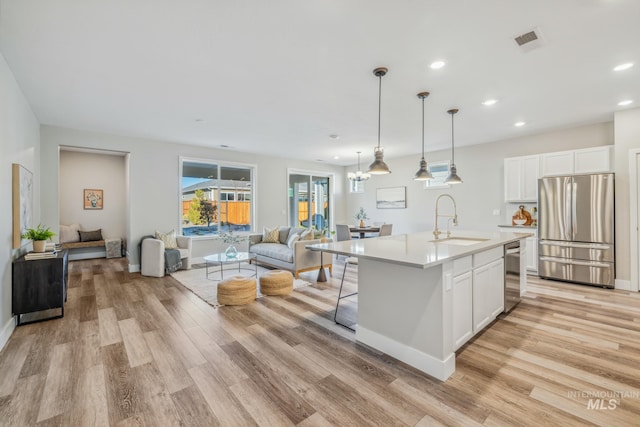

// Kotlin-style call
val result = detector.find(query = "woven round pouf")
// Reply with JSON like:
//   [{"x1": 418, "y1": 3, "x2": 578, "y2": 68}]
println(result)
[
  {"x1": 217, "y1": 276, "x2": 257, "y2": 305},
  {"x1": 260, "y1": 270, "x2": 294, "y2": 296}
]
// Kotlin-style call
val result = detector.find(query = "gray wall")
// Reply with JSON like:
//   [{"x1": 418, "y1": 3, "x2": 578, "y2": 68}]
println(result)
[
  {"x1": 0, "y1": 53, "x2": 41, "y2": 344},
  {"x1": 40, "y1": 126, "x2": 348, "y2": 270}
]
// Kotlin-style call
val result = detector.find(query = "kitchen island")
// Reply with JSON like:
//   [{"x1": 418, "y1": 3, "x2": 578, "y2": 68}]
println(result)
[{"x1": 308, "y1": 230, "x2": 530, "y2": 381}]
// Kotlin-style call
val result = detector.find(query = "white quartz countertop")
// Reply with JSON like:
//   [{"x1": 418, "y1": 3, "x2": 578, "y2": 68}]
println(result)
[{"x1": 307, "y1": 230, "x2": 532, "y2": 269}]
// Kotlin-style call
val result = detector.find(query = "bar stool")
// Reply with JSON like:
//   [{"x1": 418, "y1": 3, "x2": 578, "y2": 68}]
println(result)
[{"x1": 334, "y1": 256, "x2": 358, "y2": 331}]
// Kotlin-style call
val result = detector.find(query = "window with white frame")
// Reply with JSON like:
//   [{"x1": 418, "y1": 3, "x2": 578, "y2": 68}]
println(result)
[
  {"x1": 181, "y1": 159, "x2": 254, "y2": 236},
  {"x1": 424, "y1": 161, "x2": 451, "y2": 189}
]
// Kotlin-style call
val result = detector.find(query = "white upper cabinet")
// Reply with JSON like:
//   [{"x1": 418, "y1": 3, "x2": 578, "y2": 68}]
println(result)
[
  {"x1": 504, "y1": 155, "x2": 540, "y2": 202},
  {"x1": 541, "y1": 150, "x2": 574, "y2": 176},
  {"x1": 574, "y1": 146, "x2": 613, "y2": 174},
  {"x1": 541, "y1": 146, "x2": 613, "y2": 176}
]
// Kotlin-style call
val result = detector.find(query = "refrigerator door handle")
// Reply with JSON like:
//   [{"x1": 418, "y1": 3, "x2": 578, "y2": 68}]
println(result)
[
  {"x1": 570, "y1": 259, "x2": 612, "y2": 268},
  {"x1": 539, "y1": 256, "x2": 611, "y2": 268},
  {"x1": 571, "y1": 181, "x2": 578, "y2": 241},
  {"x1": 539, "y1": 241, "x2": 610, "y2": 250},
  {"x1": 565, "y1": 181, "x2": 572, "y2": 241}
]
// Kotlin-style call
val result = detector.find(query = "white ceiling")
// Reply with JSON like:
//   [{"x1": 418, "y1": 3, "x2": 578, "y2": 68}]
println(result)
[{"x1": 1, "y1": 0, "x2": 638, "y2": 166}]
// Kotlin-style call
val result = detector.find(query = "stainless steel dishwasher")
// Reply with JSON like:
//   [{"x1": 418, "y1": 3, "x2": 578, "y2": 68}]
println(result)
[{"x1": 504, "y1": 241, "x2": 521, "y2": 312}]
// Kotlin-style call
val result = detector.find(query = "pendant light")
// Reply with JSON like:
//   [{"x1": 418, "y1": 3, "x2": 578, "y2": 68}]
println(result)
[
  {"x1": 347, "y1": 151, "x2": 371, "y2": 182},
  {"x1": 414, "y1": 92, "x2": 433, "y2": 181},
  {"x1": 444, "y1": 108, "x2": 463, "y2": 184},
  {"x1": 367, "y1": 67, "x2": 391, "y2": 175}
]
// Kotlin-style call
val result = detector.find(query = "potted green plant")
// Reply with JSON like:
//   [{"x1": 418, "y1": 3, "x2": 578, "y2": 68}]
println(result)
[
  {"x1": 21, "y1": 224, "x2": 56, "y2": 253},
  {"x1": 354, "y1": 207, "x2": 369, "y2": 228}
]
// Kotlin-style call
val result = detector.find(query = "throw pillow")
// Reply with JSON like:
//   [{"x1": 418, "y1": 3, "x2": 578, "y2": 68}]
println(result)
[
  {"x1": 59, "y1": 223, "x2": 80, "y2": 243},
  {"x1": 262, "y1": 226, "x2": 280, "y2": 243},
  {"x1": 300, "y1": 229, "x2": 313, "y2": 241},
  {"x1": 287, "y1": 233, "x2": 300, "y2": 249},
  {"x1": 155, "y1": 229, "x2": 178, "y2": 249},
  {"x1": 79, "y1": 229, "x2": 103, "y2": 242},
  {"x1": 278, "y1": 226, "x2": 291, "y2": 245}
]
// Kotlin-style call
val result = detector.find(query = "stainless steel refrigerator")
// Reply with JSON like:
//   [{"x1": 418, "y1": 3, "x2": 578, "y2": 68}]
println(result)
[{"x1": 538, "y1": 173, "x2": 615, "y2": 288}]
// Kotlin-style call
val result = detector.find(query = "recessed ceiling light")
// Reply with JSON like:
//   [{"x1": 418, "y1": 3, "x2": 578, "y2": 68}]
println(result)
[
  {"x1": 614, "y1": 62, "x2": 634, "y2": 72},
  {"x1": 618, "y1": 100, "x2": 634, "y2": 106},
  {"x1": 430, "y1": 60, "x2": 446, "y2": 69},
  {"x1": 514, "y1": 121, "x2": 526, "y2": 127},
  {"x1": 316, "y1": 159, "x2": 324, "y2": 162},
  {"x1": 333, "y1": 155, "x2": 340, "y2": 160},
  {"x1": 329, "y1": 134, "x2": 340, "y2": 140},
  {"x1": 195, "y1": 118, "x2": 205, "y2": 123},
  {"x1": 482, "y1": 99, "x2": 498, "y2": 106},
  {"x1": 220, "y1": 144, "x2": 229, "y2": 148}
]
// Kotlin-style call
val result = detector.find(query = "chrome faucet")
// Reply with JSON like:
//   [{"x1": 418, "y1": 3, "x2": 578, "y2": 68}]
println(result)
[{"x1": 433, "y1": 194, "x2": 458, "y2": 239}]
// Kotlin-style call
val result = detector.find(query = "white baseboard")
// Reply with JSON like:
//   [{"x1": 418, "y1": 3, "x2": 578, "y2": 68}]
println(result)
[
  {"x1": 615, "y1": 279, "x2": 632, "y2": 291},
  {"x1": 129, "y1": 264, "x2": 140, "y2": 273},
  {"x1": 0, "y1": 316, "x2": 16, "y2": 352},
  {"x1": 356, "y1": 325, "x2": 455, "y2": 381}
]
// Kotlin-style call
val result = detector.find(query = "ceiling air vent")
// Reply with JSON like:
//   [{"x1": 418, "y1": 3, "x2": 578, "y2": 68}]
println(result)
[{"x1": 513, "y1": 27, "x2": 544, "y2": 52}]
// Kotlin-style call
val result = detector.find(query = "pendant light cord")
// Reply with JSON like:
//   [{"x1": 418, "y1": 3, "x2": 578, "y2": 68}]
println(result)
[
  {"x1": 450, "y1": 112, "x2": 455, "y2": 165},
  {"x1": 377, "y1": 74, "x2": 382, "y2": 150},
  {"x1": 421, "y1": 98, "x2": 425, "y2": 159}
]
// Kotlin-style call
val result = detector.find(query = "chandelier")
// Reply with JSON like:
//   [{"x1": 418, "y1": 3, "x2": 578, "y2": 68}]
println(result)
[{"x1": 348, "y1": 151, "x2": 371, "y2": 182}]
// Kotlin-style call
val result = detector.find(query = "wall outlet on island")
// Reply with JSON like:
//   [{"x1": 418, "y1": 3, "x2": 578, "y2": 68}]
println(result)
[{"x1": 492, "y1": 209, "x2": 500, "y2": 216}]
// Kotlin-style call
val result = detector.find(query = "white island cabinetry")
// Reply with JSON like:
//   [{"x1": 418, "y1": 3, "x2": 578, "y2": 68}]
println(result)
[
  {"x1": 452, "y1": 257, "x2": 473, "y2": 350},
  {"x1": 452, "y1": 248, "x2": 505, "y2": 351},
  {"x1": 308, "y1": 231, "x2": 530, "y2": 381},
  {"x1": 472, "y1": 258, "x2": 504, "y2": 332}
]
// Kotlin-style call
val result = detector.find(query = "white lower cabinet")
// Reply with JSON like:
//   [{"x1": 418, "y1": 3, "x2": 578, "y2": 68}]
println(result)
[
  {"x1": 452, "y1": 271, "x2": 473, "y2": 350},
  {"x1": 472, "y1": 258, "x2": 504, "y2": 333},
  {"x1": 451, "y1": 249, "x2": 505, "y2": 350}
]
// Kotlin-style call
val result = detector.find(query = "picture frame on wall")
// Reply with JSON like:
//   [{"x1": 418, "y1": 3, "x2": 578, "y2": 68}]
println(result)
[
  {"x1": 84, "y1": 189, "x2": 103, "y2": 210},
  {"x1": 376, "y1": 186, "x2": 406, "y2": 209},
  {"x1": 12, "y1": 163, "x2": 34, "y2": 248}
]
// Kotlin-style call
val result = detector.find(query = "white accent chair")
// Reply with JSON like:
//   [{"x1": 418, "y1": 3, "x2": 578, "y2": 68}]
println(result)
[{"x1": 141, "y1": 235, "x2": 193, "y2": 277}]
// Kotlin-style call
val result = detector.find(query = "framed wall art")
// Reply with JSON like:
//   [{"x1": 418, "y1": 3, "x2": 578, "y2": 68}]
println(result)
[
  {"x1": 84, "y1": 189, "x2": 103, "y2": 210},
  {"x1": 12, "y1": 163, "x2": 34, "y2": 248},
  {"x1": 376, "y1": 186, "x2": 406, "y2": 209}
]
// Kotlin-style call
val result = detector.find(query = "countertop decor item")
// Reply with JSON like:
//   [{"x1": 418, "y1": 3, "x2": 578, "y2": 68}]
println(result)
[
  {"x1": 414, "y1": 92, "x2": 434, "y2": 181},
  {"x1": 367, "y1": 67, "x2": 391, "y2": 175},
  {"x1": 512, "y1": 205, "x2": 532, "y2": 226},
  {"x1": 21, "y1": 224, "x2": 56, "y2": 253},
  {"x1": 354, "y1": 207, "x2": 369, "y2": 227}
]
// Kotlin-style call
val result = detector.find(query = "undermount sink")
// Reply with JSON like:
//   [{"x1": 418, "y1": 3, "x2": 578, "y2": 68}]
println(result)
[{"x1": 430, "y1": 237, "x2": 490, "y2": 246}]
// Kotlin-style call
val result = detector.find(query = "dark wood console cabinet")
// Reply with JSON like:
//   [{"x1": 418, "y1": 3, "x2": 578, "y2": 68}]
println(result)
[{"x1": 12, "y1": 249, "x2": 69, "y2": 325}]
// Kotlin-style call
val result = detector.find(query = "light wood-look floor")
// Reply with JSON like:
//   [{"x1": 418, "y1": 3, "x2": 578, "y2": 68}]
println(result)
[{"x1": 1, "y1": 258, "x2": 640, "y2": 426}]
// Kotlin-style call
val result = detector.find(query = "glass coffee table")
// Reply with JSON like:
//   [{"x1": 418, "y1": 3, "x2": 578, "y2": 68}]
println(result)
[{"x1": 203, "y1": 252, "x2": 258, "y2": 280}]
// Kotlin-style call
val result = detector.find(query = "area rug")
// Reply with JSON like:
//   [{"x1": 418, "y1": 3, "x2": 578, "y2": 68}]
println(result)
[{"x1": 170, "y1": 263, "x2": 311, "y2": 308}]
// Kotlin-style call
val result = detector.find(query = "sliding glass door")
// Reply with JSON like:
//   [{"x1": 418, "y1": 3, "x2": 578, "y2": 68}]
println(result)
[{"x1": 288, "y1": 171, "x2": 331, "y2": 236}]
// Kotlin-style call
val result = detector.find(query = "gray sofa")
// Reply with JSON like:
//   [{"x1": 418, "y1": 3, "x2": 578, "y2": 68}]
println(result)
[{"x1": 249, "y1": 226, "x2": 332, "y2": 278}]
